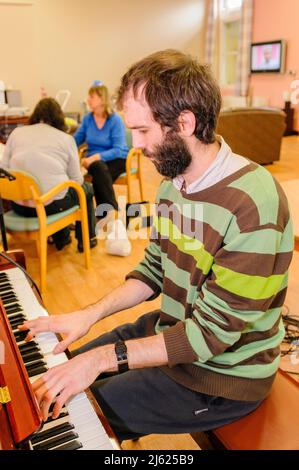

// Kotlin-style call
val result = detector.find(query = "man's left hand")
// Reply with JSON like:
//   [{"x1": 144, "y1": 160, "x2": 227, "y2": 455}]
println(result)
[{"x1": 32, "y1": 346, "x2": 115, "y2": 421}]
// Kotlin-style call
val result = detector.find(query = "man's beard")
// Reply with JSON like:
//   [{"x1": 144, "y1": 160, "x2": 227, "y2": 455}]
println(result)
[{"x1": 142, "y1": 130, "x2": 192, "y2": 179}]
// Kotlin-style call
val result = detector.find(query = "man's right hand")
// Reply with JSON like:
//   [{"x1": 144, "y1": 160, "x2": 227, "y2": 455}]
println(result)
[{"x1": 18, "y1": 311, "x2": 92, "y2": 354}]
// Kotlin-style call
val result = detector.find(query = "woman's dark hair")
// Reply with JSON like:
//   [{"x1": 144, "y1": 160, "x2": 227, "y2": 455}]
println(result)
[
  {"x1": 117, "y1": 49, "x2": 222, "y2": 144},
  {"x1": 29, "y1": 97, "x2": 66, "y2": 131}
]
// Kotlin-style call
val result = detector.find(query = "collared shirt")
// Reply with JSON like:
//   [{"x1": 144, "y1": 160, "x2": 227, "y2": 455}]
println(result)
[{"x1": 172, "y1": 136, "x2": 249, "y2": 194}]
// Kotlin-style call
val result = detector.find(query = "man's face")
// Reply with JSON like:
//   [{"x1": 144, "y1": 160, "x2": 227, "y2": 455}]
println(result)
[{"x1": 123, "y1": 88, "x2": 192, "y2": 178}]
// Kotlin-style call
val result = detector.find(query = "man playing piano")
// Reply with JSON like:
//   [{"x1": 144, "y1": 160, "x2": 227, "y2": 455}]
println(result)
[{"x1": 19, "y1": 50, "x2": 293, "y2": 443}]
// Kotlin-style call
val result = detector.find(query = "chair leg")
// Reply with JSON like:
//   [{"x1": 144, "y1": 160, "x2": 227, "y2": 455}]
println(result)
[
  {"x1": 38, "y1": 234, "x2": 47, "y2": 294},
  {"x1": 80, "y1": 214, "x2": 91, "y2": 269},
  {"x1": 126, "y1": 175, "x2": 132, "y2": 205},
  {"x1": 138, "y1": 175, "x2": 144, "y2": 201}
]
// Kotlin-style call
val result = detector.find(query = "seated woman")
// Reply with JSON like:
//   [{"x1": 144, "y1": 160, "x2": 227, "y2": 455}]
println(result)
[
  {"x1": 74, "y1": 83, "x2": 131, "y2": 256},
  {"x1": 2, "y1": 97, "x2": 97, "y2": 252}
]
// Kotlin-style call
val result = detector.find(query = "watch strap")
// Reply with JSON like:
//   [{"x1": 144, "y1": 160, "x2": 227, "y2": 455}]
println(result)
[{"x1": 114, "y1": 340, "x2": 129, "y2": 373}]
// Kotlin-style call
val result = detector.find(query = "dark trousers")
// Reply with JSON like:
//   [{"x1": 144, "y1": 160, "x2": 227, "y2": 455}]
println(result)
[
  {"x1": 12, "y1": 182, "x2": 96, "y2": 249},
  {"x1": 88, "y1": 159, "x2": 126, "y2": 211},
  {"x1": 72, "y1": 312, "x2": 262, "y2": 443}
]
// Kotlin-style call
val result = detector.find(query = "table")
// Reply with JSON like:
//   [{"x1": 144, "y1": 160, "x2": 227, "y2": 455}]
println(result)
[{"x1": 0, "y1": 115, "x2": 29, "y2": 144}]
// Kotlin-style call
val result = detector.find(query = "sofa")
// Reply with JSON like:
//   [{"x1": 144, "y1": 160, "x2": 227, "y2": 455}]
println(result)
[{"x1": 216, "y1": 107, "x2": 286, "y2": 165}]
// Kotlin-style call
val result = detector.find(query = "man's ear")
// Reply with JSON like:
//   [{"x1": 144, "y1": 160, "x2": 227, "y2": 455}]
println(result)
[{"x1": 177, "y1": 110, "x2": 196, "y2": 137}]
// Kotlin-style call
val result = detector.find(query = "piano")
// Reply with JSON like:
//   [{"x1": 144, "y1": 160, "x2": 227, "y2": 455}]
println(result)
[{"x1": 0, "y1": 251, "x2": 120, "y2": 450}]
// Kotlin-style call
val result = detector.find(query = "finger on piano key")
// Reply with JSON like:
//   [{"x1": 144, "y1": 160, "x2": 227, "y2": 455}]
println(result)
[
  {"x1": 52, "y1": 388, "x2": 71, "y2": 420},
  {"x1": 18, "y1": 316, "x2": 50, "y2": 335}
]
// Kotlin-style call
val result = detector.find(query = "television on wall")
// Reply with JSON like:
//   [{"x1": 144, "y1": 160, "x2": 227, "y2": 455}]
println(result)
[{"x1": 250, "y1": 40, "x2": 286, "y2": 74}]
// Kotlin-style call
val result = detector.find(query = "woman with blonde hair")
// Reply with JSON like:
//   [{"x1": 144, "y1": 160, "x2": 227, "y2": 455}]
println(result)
[{"x1": 74, "y1": 82, "x2": 130, "y2": 256}]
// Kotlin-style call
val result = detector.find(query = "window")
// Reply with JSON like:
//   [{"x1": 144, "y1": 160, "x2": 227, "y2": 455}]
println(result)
[
  {"x1": 220, "y1": 0, "x2": 242, "y2": 11},
  {"x1": 219, "y1": 0, "x2": 242, "y2": 87}
]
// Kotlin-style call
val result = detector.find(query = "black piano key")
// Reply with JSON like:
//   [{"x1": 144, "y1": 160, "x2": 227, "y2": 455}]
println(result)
[
  {"x1": 14, "y1": 330, "x2": 29, "y2": 342},
  {"x1": 18, "y1": 342, "x2": 39, "y2": 353},
  {"x1": 6, "y1": 306, "x2": 23, "y2": 315},
  {"x1": 1, "y1": 291, "x2": 16, "y2": 300},
  {"x1": 30, "y1": 422, "x2": 75, "y2": 444},
  {"x1": 5, "y1": 302, "x2": 22, "y2": 311},
  {"x1": 45, "y1": 410, "x2": 68, "y2": 423},
  {"x1": 49, "y1": 402, "x2": 57, "y2": 413},
  {"x1": 25, "y1": 358, "x2": 46, "y2": 368},
  {"x1": 2, "y1": 297, "x2": 18, "y2": 306},
  {"x1": 1, "y1": 290, "x2": 17, "y2": 298},
  {"x1": 10, "y1": 321, "x2": 26, "y2": 331},
  {"x1": 20, "y1": 344, "x2": 40, "y2": 353},
  {"x1": 8, "y1": 312, "x2": 26, "y2": 320},
  {"x1": 0, "y1": 283, "x2": 12, "y2": 292},
  {"x1": 32, "y1": 431, "x2": 79, "y2": 451},
  {"x1": 27, "y1": 365, "x2": 48, "y2": 378},
  {"x1": 1, "y1": 282, "x2": 15, "y2": 295},
  {"x1": 21, "y1": 350, "x2": 43, "y2": 362},
  {"x1": 3, "y1": 300, "x2": 18, "y2": 307},
  {"x1": 26, "y1": 359, "x2": 47, "y2": 371},
  {"x1": 9, "y1": 312, "x2": 26, "y2": 321},
  {"x1": 7, "y1": 312, "x2": 24, "y2": 321},
  {"x1": 51, "y1": 440, "x2": 83, "y2": 451},
  {"x1": 8, "y1": 313, "x2": 27, "y2": 324}
]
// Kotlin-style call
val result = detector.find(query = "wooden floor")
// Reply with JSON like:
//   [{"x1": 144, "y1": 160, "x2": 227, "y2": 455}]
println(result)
[{"x1": 4, "y1": 135, "x2": 299, "y2": 450}]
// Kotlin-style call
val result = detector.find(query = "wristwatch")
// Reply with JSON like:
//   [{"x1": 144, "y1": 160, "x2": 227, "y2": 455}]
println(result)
[{"x1": 114, "y1": 340, "x2": 129, "y2": 373}]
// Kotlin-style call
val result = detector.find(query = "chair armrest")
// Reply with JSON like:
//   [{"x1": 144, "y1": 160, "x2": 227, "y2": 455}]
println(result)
[
  {"x1": 126, "y1": 147, "x2": 142, "y2": 175},
  {"x1": 32, "y1": 181, "x2": 87, "y2": 212}
]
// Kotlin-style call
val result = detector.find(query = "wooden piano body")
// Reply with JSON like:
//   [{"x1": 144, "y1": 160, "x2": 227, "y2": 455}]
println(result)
[{"x1": 0, "y1": 251, "x2": 119, "y2": 450}]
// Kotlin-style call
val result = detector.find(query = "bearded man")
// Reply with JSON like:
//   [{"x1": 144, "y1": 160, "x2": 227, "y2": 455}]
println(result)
[{"x1": 20, "y1": 49, "x2": 293, "y2": 443}]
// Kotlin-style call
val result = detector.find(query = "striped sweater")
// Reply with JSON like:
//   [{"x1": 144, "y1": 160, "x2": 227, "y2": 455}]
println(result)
[{"x1": 127, "y1": 162, "x2": 294, "y2": 401}]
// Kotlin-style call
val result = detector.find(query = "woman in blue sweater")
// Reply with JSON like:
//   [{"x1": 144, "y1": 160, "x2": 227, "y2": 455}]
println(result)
[{"x1": 74, "y1": 84, "x2": 128, "y2": 212}]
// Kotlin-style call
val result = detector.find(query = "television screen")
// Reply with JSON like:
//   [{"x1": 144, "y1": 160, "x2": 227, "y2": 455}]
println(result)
[{"x1": 250, "y1": 40, "x2": 286, "y2": 73}]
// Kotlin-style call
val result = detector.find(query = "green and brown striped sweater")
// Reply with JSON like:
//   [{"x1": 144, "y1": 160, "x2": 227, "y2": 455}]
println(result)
[{"x1": 127, "y1": 162, "x2": 294, "y2": 401}]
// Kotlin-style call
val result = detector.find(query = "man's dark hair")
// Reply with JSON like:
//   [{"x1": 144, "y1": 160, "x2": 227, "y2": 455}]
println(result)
[
  {"x1": 117, "y1": 49, "x2": 222, "y2": 144},
  {"x1": 29, "y1": 97, "x2": 66, "y2": 132}
]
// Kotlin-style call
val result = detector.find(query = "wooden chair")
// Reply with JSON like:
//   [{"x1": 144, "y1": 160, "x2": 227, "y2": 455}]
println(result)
[
  {"x1": 191, "y1": 369, "x2": 299, "y2": 450},
  {"x1": 79, "y1": 128, "x2": 145, "y2": 204},
  {"x1": 2, "y1": 170, "x2": 91, "y2": 293},
  {"x1": 113, "y1": 147, "x2": 144, "y2": 204}
]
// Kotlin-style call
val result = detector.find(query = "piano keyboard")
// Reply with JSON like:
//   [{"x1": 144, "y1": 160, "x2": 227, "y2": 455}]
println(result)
[{"x1": 0, "y1": 267, "x2": 117, "y2": 450}]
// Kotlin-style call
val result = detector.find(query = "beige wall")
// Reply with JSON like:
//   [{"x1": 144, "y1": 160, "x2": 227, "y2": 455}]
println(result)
[
  {"x1": 1, "y1": 0, "x2": 206, "y2": 113},
  {"x1": 0, "y1": 2, "x2": 41, "y2": 109}
]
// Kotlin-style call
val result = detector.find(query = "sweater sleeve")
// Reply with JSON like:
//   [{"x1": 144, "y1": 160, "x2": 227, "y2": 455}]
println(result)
[
  {"x1": 126, "y1": 222, "x2": 163, "y2": 300},
  {"x1": 163, "y1": 219, "x2": 294, "y2": 367},
  {"x1": 74, "y1": 115, "x2": 88, "y2": 147},
  {"x1": 66, "y1": 135, "x2": 84, "y2": 185},
  {"x1": 100, "y1": 115, "x2": 127, "y2": 162}
]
